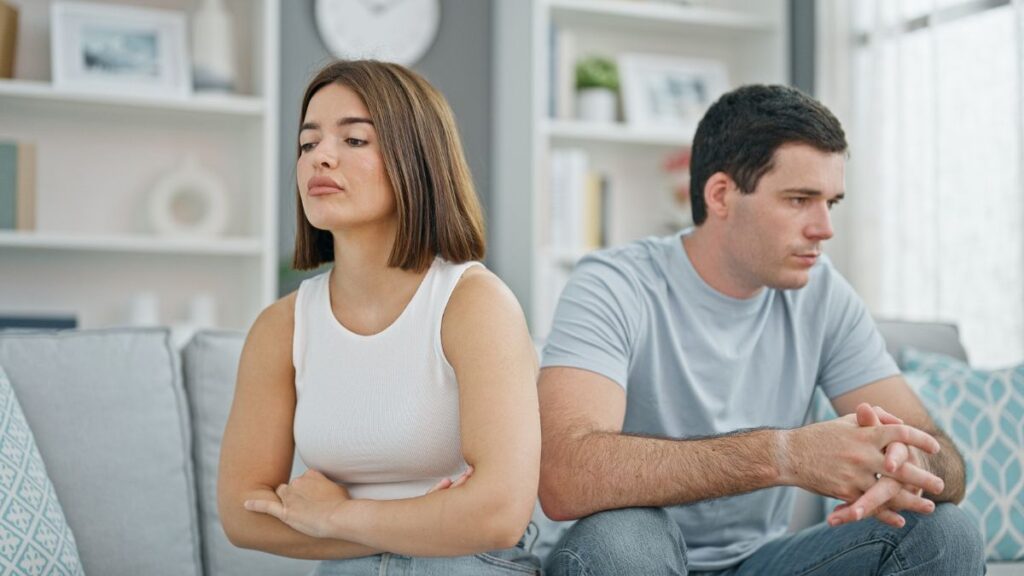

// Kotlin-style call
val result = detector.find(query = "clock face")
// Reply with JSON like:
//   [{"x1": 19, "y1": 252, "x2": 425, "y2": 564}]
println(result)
[{"x1": 315, "y1": 0, "x2": 441, "y2": 66}]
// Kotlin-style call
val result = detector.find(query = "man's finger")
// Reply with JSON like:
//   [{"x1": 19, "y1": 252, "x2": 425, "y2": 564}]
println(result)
[
  {"x1": 891, "y1": 463, "x2": 945, "y2": 495},
  {"x1": 856, "y1": 403, "x2": 880, "y2": 427},
  {"x1": 875, "y1": 507, "x2": 906, "y2": 528},
  {"x1": 889, "y1": 487, "x2": 937, "y2": 514},
  {"x1": 831, "y1": 477, "x2": 902, "y2": 525},
  {"x1": 872, "y1": 405, "x2": 904, "y2": 425},
  {"x1": 878, "y1": 425, "x2": 941, "y2": 454},
  {"x1": 884, "y1": 442, "x2": 909, "y2": 474}
]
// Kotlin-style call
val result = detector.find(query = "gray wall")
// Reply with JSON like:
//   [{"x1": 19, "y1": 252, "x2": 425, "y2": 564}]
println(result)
[
  {"x1": 789, "y1": 0, "x2": 815, "y2": 95},
  {"x1": 277, "y1": 0, "x2": 493, "y2": 295}
]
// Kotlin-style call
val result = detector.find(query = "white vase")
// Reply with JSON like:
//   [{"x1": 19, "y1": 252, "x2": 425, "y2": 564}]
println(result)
[
  {"x1": 148, "y1": 155, "x2": 229, "y2": 238},
  {"x1": 576, "y1": 87, "x2": 617, "y2": 123},
  {"x1": 192, "y1": 0, "x2": 236, "y2": 92}
]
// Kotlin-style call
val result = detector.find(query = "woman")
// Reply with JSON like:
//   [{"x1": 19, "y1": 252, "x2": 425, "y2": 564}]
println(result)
[{"x1": 218, "y1": 60, "x2": 542, "y2": 574}]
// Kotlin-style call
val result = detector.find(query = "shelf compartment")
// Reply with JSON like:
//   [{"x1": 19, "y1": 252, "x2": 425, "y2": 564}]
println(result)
[
  {"x1": 0, "y1": 80, "x2": 264, "y2": 118},
  {"x1": 548, "y1": 0, "x2": 777, "y2": 35},
  {"x1": 0, "y1": 231, "x2": 263, "y2": 256},
  {"x1": 545, "y1": 119, "x2": 693, "y2": 147}
]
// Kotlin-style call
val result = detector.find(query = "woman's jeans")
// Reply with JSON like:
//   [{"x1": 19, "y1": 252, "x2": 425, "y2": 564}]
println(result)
[
  {"x1": 544, "y1": 504, "x2": 985, "y2": 576},
  {"x1": 312, "y1": 524, "x2": 542, "y2": 575}
]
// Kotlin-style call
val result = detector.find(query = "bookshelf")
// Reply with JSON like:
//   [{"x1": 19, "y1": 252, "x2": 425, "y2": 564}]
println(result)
[
  {"x1": 0, "y1": 0, "x2": 280, "y2": 331},
  {"x1": 493, "y1": 0, "x2": 788, "y2": 339}
]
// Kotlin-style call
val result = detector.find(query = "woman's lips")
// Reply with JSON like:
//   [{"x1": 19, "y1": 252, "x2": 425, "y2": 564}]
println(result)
[{"x1": 307, "y1": 176, "x2": 343, "y2": 196}]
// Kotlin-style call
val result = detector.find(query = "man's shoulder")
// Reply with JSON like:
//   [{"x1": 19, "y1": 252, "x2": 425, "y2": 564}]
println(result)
[{"x1": 577, "y1": 235, "x2": 675, "y2": 282}]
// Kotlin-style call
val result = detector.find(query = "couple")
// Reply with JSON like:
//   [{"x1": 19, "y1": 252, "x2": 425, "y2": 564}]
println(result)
[{"x1": 217, "y1": 60, "x2": 983, "y2": 575}]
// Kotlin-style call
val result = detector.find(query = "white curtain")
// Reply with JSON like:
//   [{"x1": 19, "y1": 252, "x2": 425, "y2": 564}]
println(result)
[{"x1": 819, "y1": 0, "x2": 1024, "y2": 368}]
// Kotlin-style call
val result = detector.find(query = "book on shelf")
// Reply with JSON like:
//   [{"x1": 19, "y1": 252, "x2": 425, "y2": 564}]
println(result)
[
  {"x1": 0, "y1": 140, "x2": 36, "y2": 231},
  {"x1": 549, "y1": 25, "x2": 576, "y2": 120},
  {"x1": 0, "y1": 314, "x2": 77, "y2": 330},
  {"x1": 548, "y1": 147, "x2": 610, "y2": 256},
  {"x1": 0, "y1": 0, "x2": 16, "y2": 79}
]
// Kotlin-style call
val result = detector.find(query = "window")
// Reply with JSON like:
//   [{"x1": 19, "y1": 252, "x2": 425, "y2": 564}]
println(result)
[{"x1": 826, "y1": 0, "x2": 1023, "y2": 367}]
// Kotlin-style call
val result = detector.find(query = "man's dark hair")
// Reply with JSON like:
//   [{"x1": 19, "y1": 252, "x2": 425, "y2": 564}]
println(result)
[{"x1": 689, "y1": 84, "x2": 847, "y2": 225}]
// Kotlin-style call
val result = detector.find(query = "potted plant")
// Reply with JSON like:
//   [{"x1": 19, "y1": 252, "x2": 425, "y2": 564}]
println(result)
[{"x1": 575, "y1": 55, "x2": 619, "y2": 123}]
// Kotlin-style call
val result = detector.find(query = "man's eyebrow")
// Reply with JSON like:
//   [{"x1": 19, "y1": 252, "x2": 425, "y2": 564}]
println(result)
[
  {"x1": 300, "y1": 117, "x2": 374, "y2": 132},
  {"x1": 780, "y1": 188, "x2": 845, "y2": 200}
]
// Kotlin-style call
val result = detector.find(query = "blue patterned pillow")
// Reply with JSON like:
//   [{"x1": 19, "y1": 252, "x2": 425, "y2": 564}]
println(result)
[
  {"x1": 901, "y1": 348, "x2": 1024, "y2": 562},
  {"x1": 0, "y1": 365, "x2": 83, "y2": 575}
]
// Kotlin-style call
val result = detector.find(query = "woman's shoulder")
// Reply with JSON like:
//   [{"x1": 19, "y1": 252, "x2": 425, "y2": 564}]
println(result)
[
  {"x1": 245, "y1": 291, "x2": 298, "y2": 347},
  {"x1": 444, "y1": 264, "x2": 524, "y2": 331}
]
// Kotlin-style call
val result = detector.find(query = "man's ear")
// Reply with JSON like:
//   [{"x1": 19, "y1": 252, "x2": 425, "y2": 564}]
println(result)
[{"x1": 703, "y1": 172, "x2": 736, "y2": 221}]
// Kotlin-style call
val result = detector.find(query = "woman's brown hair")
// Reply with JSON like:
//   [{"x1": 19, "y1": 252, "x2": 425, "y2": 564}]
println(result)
[{"x1": 292, "y1": 60, "x2": 486, "y2": 271}]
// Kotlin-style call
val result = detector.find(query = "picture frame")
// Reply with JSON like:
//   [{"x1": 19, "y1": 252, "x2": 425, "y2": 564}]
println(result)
[
  {"x1": 51, "y1": 1, "x2": 190, "y2": 98},
  {"x1": 618, "y1": 53, "x2": 729, "y2": 136}
]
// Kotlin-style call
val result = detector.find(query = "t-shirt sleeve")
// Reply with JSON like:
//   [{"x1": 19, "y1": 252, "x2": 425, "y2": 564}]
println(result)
[
  {"x1": 541, "y1": 255, "x2": 641, "y2": 389},
  {"x1": 817, "y1": 266, "x2": 900, "y2": 399}
]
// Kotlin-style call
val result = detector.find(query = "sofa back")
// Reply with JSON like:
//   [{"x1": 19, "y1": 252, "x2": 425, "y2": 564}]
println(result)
[
  {"x1": 0, "y1": 329, "x2": 203, "y2": 576},
  {"x1": 0, "y1": 328, "x2": 314, "y2": 576},
  {"x1": 182, "y1": 331, "x2": 314, "y2": 576}
]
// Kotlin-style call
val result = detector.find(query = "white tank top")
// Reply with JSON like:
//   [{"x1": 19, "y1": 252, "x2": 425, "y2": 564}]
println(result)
[{"x1": 292, "y1": 257, "x2": 481, "y2": 500}]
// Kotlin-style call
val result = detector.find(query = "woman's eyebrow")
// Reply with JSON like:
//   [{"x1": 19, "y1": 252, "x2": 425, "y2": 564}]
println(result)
[{"x1": 300, "y1": 117, "x2": 374, "y2": 132}]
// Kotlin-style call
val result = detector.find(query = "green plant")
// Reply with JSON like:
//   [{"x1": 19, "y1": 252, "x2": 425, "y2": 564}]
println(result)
[{"x1": 575, "y1": 56, "x2": 619, "y2": 91}]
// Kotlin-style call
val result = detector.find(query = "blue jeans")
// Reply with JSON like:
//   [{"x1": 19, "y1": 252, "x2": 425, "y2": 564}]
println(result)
[
  {"x1": 313, "y1": 526, "x2": 543, "y2": 575},
  {"x1": 545, "y1": 504, "x2": 985, "y2": 576}
]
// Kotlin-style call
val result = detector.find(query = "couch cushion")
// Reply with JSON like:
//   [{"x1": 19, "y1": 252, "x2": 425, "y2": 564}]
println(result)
[
  {"x1": 0, "y1": 329, "x2": 201, "y2": 576},
  {"x1": 901, "y1": 348, "x2": 1024, "y2": 562},
  {"x1": 876, "y1": 320, "x2": 968, "y2": 363},
  {"x1": 182, "y1": 330, "x2": 314, "y2": 576},
  {"x1": 0, "y1": 364, "x2": 83, "y2": 575}
]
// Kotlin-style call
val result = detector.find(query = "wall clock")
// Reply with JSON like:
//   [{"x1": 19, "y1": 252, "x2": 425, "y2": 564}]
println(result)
[{"x1": 315, "y1": 0, "x2": 441, "y2": 66}]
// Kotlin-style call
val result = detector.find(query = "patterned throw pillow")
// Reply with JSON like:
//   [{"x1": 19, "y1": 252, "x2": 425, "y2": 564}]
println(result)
[
  {"x1": 0, "y1": 365, "x2": 83, "y2": 575},
  {"x1": 901, "y1": 348, "x2": 1024, "y2": 562}
]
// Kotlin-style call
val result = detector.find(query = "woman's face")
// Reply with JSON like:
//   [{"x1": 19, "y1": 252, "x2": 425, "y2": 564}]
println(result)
[{"x1": 296, "y1": 83, "x2": 396, "y2": 232}]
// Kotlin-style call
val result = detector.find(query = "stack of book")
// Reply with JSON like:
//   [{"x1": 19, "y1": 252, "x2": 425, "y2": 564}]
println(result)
[
  {"x1": 0, "y1": 140, "x2": 35, "y2": 230},
  {"x1": 548, "y1": 147, "x2": 610, "y2": 255}
]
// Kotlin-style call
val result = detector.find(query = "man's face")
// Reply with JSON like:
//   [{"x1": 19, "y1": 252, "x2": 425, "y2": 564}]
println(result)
[{"x1": 723, "y1": 143, "x2": 845, "y2": 292}]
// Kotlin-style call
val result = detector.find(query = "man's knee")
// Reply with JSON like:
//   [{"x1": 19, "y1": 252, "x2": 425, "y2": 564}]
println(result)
[
  {"x1": 904, "y1": 503, "x2": 985, "y2": 572},
  {"x1": 546, "y1": 508, "x2": 687, "y2": 576}
]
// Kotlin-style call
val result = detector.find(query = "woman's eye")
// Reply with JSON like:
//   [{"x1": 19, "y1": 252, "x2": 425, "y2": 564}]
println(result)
[
  {"x1": 299, "y1": 142, "x2": 317, "y2": 153},
  {"x1": 346, "y1": 138, "x2": 368, "y2": 147}
]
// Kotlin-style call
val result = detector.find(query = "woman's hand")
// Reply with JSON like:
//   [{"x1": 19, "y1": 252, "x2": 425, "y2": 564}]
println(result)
[
  {"x1": 244, "y1": 469, "x2": 351, "y2": 539},
  {"x1": 425, "y1": 466, "x2": 474, "y2": 494}
]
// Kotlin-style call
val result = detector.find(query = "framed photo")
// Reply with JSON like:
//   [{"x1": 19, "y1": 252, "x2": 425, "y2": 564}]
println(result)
[
  {"x1": 51, "y1": 2, "x2": 190, "y2": 98},
  {"x1": 618, "y1": 53, "x2": 729, "y2": 136}
]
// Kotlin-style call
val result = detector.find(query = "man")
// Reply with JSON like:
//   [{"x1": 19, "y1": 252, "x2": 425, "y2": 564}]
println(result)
[{"x1": 538, "y1": 85, "x2": 984, "y2": 575}]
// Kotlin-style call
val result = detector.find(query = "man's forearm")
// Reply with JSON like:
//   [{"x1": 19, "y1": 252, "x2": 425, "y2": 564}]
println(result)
[
  {"x1": 540, "y1": 427, "x2": 784, "y2": 520},
  {"x1": 920, "y1": 429, "x2": 966, "y2": 503}
]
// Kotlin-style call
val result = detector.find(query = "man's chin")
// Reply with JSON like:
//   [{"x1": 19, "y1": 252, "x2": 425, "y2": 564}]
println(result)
[{"x1": 768, "y1": 272, "x2": 810, "y2": 291}]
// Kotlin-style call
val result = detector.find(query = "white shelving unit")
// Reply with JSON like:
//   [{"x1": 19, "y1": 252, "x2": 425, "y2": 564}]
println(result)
[
  {"x1": 0, "y1": 0, "x2": 280, "y2": 331},
  {"x1": 493, "y1": 0, "x2": 787, "y2": 339}
]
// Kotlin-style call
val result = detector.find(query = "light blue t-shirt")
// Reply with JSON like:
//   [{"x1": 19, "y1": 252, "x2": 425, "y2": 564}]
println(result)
[{"x1": 541, "y1": 230, "x2": 899, "y2": 570}]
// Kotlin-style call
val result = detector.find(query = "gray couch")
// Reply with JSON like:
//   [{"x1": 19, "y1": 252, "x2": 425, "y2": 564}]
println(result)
[
  {"x1": 788, "y1": 320, "x2": 1019, "y2": 576},
  {"x1": 0, "y1": 322, "x2": 1015, "y2": 574},
  {"x1": 0, "y1": 328, "x2": 314, "y2": 576}
]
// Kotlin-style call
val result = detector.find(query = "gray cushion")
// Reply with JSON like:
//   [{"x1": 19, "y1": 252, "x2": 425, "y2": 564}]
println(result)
[
  {"x1": 876, "y1": 319, "x2": 968, "y2": 363},
  {"x1": 0, "y1": 329, "x2": 201, "y2": 576},
  {"x1": 182, "y1": 330, "x2": 314, "y2": 576}
]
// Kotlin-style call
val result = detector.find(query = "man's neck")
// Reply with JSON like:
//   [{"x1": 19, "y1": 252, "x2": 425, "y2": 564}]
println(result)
[{"x1": 682, "y1": 228, "x2": 764, "y2": 300}]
